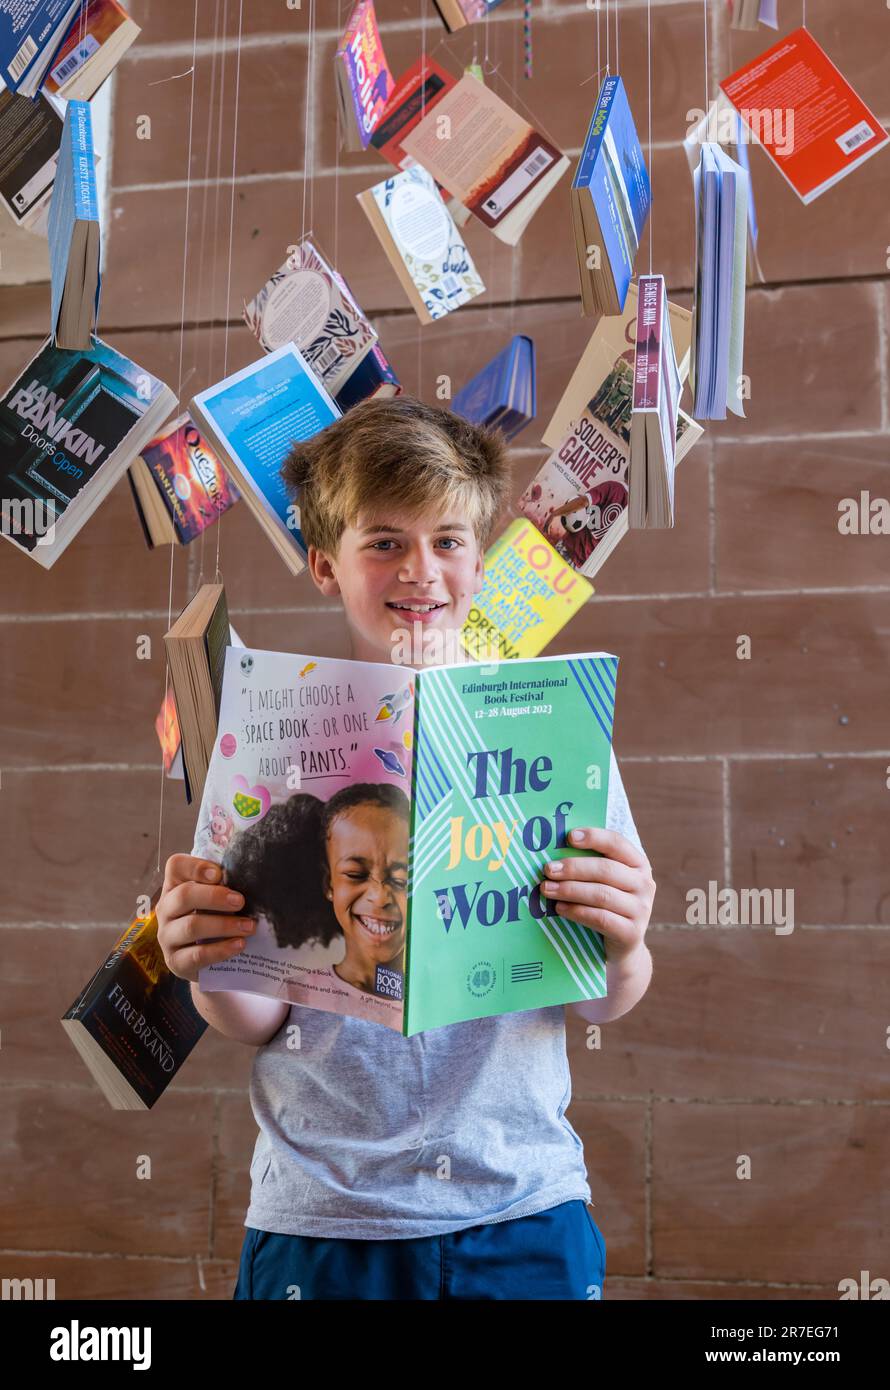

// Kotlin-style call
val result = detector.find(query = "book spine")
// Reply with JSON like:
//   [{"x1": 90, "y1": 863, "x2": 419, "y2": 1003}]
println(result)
[
  {"x1": 574, "y1": 75, "x2": 619, "y2": 189},
  {"x1": 633, "y1": 274, "x2": 663, "y2": 411},
  {"x1": 67, "y1": 99, "x2": 98, "y2": 221},
  {"x1": 63, "y1": 920, "x2": 145, "y2": 1020},
  {"x1": 402, "y1": 674, "x2": 423, "y2": 1036}
]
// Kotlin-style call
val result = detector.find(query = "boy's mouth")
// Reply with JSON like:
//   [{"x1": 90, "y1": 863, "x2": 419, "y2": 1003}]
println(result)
[
  {"x1": 385, "y1": 599, "x2": 447, "y2": 622},
  {"x1": 353, "y1": 912, "x2": 402, "y2": 941}
]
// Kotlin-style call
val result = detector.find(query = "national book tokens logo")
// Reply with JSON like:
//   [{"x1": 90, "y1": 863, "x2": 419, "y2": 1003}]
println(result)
[{"x1": 467, "y1": 961, "x2": 496, "y2": 998}]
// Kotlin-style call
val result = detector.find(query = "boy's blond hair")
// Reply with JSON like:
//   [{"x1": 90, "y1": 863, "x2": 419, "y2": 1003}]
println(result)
[{"x1": 281, "y1": 394, "x2": 512, "y2": 556}]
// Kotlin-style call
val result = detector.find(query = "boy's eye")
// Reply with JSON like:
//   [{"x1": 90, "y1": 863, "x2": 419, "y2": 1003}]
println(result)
[
  {"x1": 369, "y1": 539, "x2": 397, "y2": 551},
  {"x1": 437, "y1": 537, "x2": 460, "y2": 550}
]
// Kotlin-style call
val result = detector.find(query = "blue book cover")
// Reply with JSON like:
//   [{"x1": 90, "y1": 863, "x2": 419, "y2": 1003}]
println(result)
[
  {"x1": 190, "y1": 344, "x2": 341, "y2": 571},
  {"x1": 452, "y1": 335, "x2": 535, "y2": 441},
  {"x1": 0, "y1": 0, "x2": 78, "y2": 92},
  {"x1": 334, "y1": 342, "x2": 401, "y2": 411},
  {"x1": 575, "y1": 75, "x2": 650, "y2": 311},
  {"x1": 48, "y1": 99, "x2": 100, "y2": 344}
]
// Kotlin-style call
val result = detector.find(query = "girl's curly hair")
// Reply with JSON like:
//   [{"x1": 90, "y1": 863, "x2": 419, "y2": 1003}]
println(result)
[{"x1": 222, "y1": 794, "x2": 340, "y2": 951}]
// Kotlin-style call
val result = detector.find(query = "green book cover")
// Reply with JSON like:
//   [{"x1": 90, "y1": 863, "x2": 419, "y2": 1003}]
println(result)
[
  {"x1": 404, "y1": 653, "x2": 616, "y2": 1033},
  {"x1": 192, "y1": 647, "x2": 616, "y2": 1036}
]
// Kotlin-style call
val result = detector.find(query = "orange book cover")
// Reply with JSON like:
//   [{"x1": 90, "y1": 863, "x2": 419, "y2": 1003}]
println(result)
[{"x1": 720, "y1": 26, "x2": 888, "y2": 204}]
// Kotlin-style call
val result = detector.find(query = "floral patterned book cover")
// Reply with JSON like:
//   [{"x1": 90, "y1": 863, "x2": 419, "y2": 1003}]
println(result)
[
  {"x1": 357, "y1": 164, "x2": 485, "y2": 324},
  {"x1": 243, "y1": 239, "x2": 377, "y2": 395}
]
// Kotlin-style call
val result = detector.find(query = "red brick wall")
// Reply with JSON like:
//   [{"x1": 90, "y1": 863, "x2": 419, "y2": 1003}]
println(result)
[{"x1": 2, "y1": 0, "x2": 887, "y2": 1299}]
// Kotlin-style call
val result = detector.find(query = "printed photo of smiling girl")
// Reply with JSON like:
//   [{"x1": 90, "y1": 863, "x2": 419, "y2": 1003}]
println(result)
[
  {"x1": 319, "y1": 784, "x2": 410, "y2": 994},
  {"x1": 221, "y1": 785, "x2": 409, "y2": 1007}
]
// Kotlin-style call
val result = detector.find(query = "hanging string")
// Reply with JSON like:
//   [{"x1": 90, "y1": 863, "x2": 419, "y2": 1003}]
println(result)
[
  {"x1": 333, "y1": 0, "x2": 344, "y2": 268},
  {"x1": 417, "y1": 0, "x2": 426, "y2": 400},
  {"x1": 157, "y1": 0, "x2": 201, "y2": 877},
  {"x1": 194, "y1": 0, "x2": 223, "y2": 591},
  {"x1": 206, "y1": 0, "x2": 229, "y2": 398},
  {"x1": 647, "y1": 0, "x2": 652, "y2": 275},
  {"x1": 702, "y1": 0, "x2": 710, "y2": 112},
  {"x1": 300, "y1": 1, "x2": 314, "y2": 248},
  {"x1": 615, "y1": 0, "x2": 620, "y2": 73},
  {"x1": 802, "y1": 1, "x2": 807, "y2": 27},
  {"x1": 523, "y1": 1, "x2": 532, "y2": 80},
  {"x1": 216, "y1": 0, "x2": 245, "y2": 586},
  {"x1": 606, "y1": 0, "x2": 610, "y2": 75}
]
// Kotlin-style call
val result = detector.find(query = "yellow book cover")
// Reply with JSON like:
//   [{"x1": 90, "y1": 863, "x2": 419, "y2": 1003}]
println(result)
[{"x1": 461, "y1": 518, "x2": 593, "y2": 661}]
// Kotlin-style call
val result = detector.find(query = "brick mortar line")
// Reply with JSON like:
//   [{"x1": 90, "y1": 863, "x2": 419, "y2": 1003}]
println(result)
[
  {"x1": 722, "y1": 757, "x2": 732, "y2": 890},
  {"x1": 0, "y1": 1248, "x2": 841, "y2": 1290},
  {"x1": 3, "y1": 1078, "x2": 888, "y2": 1105},
  {"x1": 0, "y1": 1248, "x2": 231, "y2": 1263},
  {"x1": 644, "y1": 1095, "x2": 653, "y2": 1277},
  {"x1": 4, "y1": 750, "x2": 890, "y2": 779},
  {"x1": 5, "y1": 581, "x2": 890, "y2": 626},
  {"x1": 876, "y1": 279, "x2": 888, "y2": 433},
  {"x1": 3, "y1": 920, "x2": 888, "y2": 931},
  {"x1": 120, "y1": 0, "x2": 706, "y2": 67},
  {"x1": 5, "y1": 288, "x2": 890, "y2": 344}
]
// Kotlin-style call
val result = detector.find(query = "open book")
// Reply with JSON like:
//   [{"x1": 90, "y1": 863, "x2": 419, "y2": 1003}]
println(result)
[{"x1": 191, "y1": 646, "x2": 619, "y2": 1035}]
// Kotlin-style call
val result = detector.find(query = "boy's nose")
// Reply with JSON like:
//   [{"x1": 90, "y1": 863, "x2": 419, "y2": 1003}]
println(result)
[{"x1": 399, "y1": 545, "x2": 440, "y2": 582}]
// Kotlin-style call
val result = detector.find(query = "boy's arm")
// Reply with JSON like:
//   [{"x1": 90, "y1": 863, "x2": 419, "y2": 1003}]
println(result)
[
  {"x1": 571, "y1": 941, "x2": 652, "y2": 1024},
  {"x1": 156, "y1": 853, "x2": 290, "y2": 1047},
  {"x1": 190, "y1": 983, "x2": 290, "y2": 1048}
]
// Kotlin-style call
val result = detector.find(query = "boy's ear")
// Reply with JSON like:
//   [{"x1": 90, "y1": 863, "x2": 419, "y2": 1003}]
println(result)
[{"x1": 307, "y1": 545, "x2": 341, "y2": 597}]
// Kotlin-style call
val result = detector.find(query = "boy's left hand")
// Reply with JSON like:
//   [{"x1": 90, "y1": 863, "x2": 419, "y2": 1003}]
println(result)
[{"x1": 539, "y1": 827, "x2": 655, "y2": 966}]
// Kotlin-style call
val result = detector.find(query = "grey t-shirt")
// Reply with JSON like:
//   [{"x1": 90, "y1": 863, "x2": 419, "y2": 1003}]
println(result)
[{"x1": 245, "y1": 749, "x2": 644, "y2": 1240}]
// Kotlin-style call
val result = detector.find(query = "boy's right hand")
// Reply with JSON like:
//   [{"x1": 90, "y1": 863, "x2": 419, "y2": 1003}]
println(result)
[{"x1": 156, "y1": 854, "x2": 255, "y2": 983}]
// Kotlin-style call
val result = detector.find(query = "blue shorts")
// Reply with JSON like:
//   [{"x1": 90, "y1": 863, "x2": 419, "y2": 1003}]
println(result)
[{"x1": 233, "y1": 1199, "x2": 605, "y2": 1300}]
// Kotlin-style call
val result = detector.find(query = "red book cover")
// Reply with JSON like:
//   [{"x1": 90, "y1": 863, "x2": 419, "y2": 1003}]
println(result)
[
  {"x1": 142, "y1": 413, "x2": 240, "y2": 544},
  {"x1": 720, "y1": 27, "x2": 889, "y2": 204},
  {"x1": 370, "y1": 56, "x2": 457, "y2": 173}
]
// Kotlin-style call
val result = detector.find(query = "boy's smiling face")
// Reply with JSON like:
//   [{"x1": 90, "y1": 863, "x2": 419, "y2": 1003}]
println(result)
[{"x1": 308, "y1": 505, "x2": 485, "y2": 665}]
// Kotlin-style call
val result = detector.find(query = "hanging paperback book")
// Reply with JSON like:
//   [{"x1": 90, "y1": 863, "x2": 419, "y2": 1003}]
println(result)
[
  {"x1": 335, "y1": 0, "x2": 392, "y2": 152},
  {"x1": 628, "y1": 274, "x2": 682, "y2": 529},
  {"x1": 720, "y1": 26, "x2": 889, "y2": 204},
  {"x1": 400, "y1": 74, "x2": 569, "y2": 246},
  {"x1": 690, "y1": 142, "x2": 749, "y2": 420},
  {"x1": 571, "y1": 74, "x2": 651, "y2": 316},
  {"x1": 356, "y1": 164, "x2": 485, "y2": 323},
  {"x1": 243, "y1": 239, "x2": 377, "y2": 395},
  {"x1": 460, "y1": 518, "x2": 593, "y2": 662}
]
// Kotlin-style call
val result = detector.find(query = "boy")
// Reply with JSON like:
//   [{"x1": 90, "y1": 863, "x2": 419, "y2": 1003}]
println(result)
[{"x1": 156, "y1": 396, "x2": 655, "y2": 1301}]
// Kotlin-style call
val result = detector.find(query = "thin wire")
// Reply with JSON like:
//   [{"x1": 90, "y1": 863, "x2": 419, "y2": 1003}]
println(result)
[
  {"x1": 194, "y1": 0, "x2": 222, "y2": 590},
  {"x1": 333, "y1": 0, "x2": 344, "y2": 267},
  {"x1": 301, "y1": 0, "x2": 314, "y2": 243},
  {"x1": 703, "y1": 0, "x2": 709, "y2": 111},
  {"x1": 206, "y1": 0, "x2": 229, "y2": 396},
  {"x1": 647, "y1": 0, "x2": 652, "y2": 275},
  {"x1": 606, "y1": 0, "x2": 610, "y2": 74},
  {"x1": 157, "y1": 0, "x2": 201, "y2": 877},
  {"x1": 217, "y1": 0, "x2": 244, "y2": 582},
  {"x1": 615, "y1": 0, "x2": 620, "y2": 72},
  {"x1": 417, "y1": 1, "x2": 426, "y2": 398}
]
